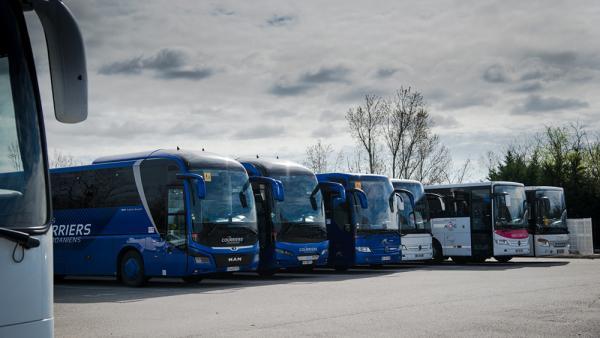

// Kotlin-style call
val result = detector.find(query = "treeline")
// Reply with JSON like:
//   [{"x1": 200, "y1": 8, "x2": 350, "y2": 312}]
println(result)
[
  {"x1": 304, "y1": 87, "x2": 469, "y2": 184},
  {"x1": 487, "y1": 123, "x2": 600, "y2": 224}
]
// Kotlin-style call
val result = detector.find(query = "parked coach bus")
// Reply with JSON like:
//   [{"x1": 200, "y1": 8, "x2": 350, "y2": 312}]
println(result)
[
  {"x1": 1, "y1": 0, "x2": 87, "y2": 336},
  {"x1": 391, "y1": 179, "x2": 434, "y2": 262},
  {"x1": 525, "y1": 186, "x2": 569, "y2": 256},
  {"x1": 316, "y1": 173, "x2": 403, "y2": 270},
  {"x1": 240, "y1": 159, "x2": 329, "y2": 275},
  {"x1": 425, "y1": 182, "x2": 530, "y2": 263},
  {"x1": 50, "y1": 150, "x2": 259, "y2": 286}
]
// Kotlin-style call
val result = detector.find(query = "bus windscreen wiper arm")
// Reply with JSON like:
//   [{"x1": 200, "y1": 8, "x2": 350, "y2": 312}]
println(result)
[{"x1": 0, "y1": 227, "x2": 41, "y2": 249}]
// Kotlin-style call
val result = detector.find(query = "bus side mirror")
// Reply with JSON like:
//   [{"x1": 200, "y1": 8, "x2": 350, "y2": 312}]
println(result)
[
  {"x1": 318, "y1": 182, "x2": 346, "y2": 203},
  {"x1": 249, "y1": 176, "x2": 284, "y2": 202},
  {"x1": 426, "y1": 193, "x2": 445, "y2": 212},
  {"x1": 393, "y1": 189, "x2": 415, "y2": 212},
  {"x1": 33, "y1": 0, "x2": 87, "y2": 123},
  {"x1": 176, "y1": 173, "x2": 206, "y2": 199},
  {"x1": 348, "y1": 188, "x2": 368, "y2": 209}
]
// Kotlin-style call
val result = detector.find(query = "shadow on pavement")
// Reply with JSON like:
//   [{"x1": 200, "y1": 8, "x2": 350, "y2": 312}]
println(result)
[{"x1": 54, "y1": 267, "x2": 404, "y2": 304}]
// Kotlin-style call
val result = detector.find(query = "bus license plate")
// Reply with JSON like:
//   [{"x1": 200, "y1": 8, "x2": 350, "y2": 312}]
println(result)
[
  {"x1": 226, "y1": 266, "x2": 240, "y2": 272},
  {"x1": 381, "y1": 256, "x2": 391, "y2": 261},
  {"x1": 415, "y1": 254, "x2": 424, "y2": 258},
  {"x1": 515, "y1": 249, "x2": 524, "y2": 253},
  {"x1": 302, "y1": 260, "x2": 313, "y2": 265}
]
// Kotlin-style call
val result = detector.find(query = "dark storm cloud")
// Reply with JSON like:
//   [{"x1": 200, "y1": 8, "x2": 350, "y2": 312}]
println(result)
[
  {"x1": 512, "y1": 95, "x2": 589, "y2": 114},
  {"x1": 299, "y1": 66, "x2": 351, "y2": 84},
  {"x1": 511, "y1": 81, "x2": 543, "y2": 93},
  {"x1": 269, "y1": 83, "x2": 312, "y2": 96},
  {"x1": 375, "y1": 68, "x2": 398, "y2": 79},
  {"x1": 266, "y1": 15, "x2": 295, "y2": 26},
  {"x1": 232, "y1": 125, "x2": 285, "y2": 139},
  {"x1": 142, "y1": 49, "x2": 187, "y2": 70},
  {"x1": 158, "y1": 68, "x2": 215, "y2": 80},
  {"x1": 520, "y1": 70, "x2": 544, "y2": 81},
  {"x1": 482, "y1": 64, "x2": 510, "y2": 83},
  {"x1": 98, "y1": 48, "x2": 214, "y2": 80},
  {"x1": 534, "y1": 51, "x2": 578, "y2": 66},
  {"x1": 98, "y1": 57, "x2": 144, "y2": 75}
]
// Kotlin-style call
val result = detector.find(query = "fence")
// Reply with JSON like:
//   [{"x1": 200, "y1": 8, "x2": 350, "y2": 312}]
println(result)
[{"x1": 567, "y1": 218, "x2": 594, "y2": 255}]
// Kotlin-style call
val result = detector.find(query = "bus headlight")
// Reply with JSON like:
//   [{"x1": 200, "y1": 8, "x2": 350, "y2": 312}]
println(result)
[
  {"x1": 356, "y1": 246, "x2": 371, "y2": 253},
  {"x1": 537, "y1": 238, "x2": 550, "y2": 246},
  {"x1": 321, "y1": 249, "x2": 328, "y2": 256},
  {"x1": 275, "y1": 248, "x2": 294, "y2": 256}
]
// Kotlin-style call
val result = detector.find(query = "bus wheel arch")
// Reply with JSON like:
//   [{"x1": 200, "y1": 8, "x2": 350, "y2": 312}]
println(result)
[{"x1": 117, "y1": 247, "x2": 147, "y2": 287}]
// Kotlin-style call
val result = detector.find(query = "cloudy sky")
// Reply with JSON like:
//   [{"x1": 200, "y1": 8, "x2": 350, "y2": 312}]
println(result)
[{"x1": 25, "y1": 0, "x2": 600, "y2": 179}]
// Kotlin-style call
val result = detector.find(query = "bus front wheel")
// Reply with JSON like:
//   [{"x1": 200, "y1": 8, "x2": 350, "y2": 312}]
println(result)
[
  {"x1": 494, "y1": 256, "x2": 512, "y2": 263},
  {"x1": 182, "y1": 276, "x2": 203, "y2": 284},
  {"x1": 120, "y1": 250, "x2": 146, "y2": 287},
  {"x1": 432, "y1": 241, "x2": 444, "y2": 263}
]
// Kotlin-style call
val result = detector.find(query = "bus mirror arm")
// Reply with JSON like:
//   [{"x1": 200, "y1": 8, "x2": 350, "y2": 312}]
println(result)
[
  {"x1": 0, "y1": 228, "x2": 40, "y2": 250},
  {"x1": 317, "y1": 182, "x2": 346, "y2": 203},
  {"x1": 426, "y1": 193, "x2": 445, "y2": 212},
  {"x1": 249, "y1": 176, "x2": 285, "y2": 201},
  {"x1": 176, "y1": 173, "x2": 206, "y2": 199},
  {"x1": 348, "y1": 188, "x2": 368, "y2": 209}
]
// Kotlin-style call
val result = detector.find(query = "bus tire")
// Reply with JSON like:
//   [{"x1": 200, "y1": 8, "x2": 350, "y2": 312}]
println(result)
[
  {"x1": 334, "y1": 265, "x2": 348, "y2": 272},
  {"x1": 120, "y1": 250, "x2": 146, "y2": 287},
  {"x1": 258, "y1": 269, "x2": 277, "y2": 277},
  {"x1": 182, "y1": 276, "x2": 203, "y2": 284},
  {"x1": 54, "y1": 275, "x2": 66, "y2": 283},
  {"x1": 494, "y1": 256, "x2": 512, "y2": 263},
  {"x1": 451, "y1": 256, "x2": 469, "y2": 264},
  {"x1": 432, "y1": 240, "x2": 444, "y2": 263}
]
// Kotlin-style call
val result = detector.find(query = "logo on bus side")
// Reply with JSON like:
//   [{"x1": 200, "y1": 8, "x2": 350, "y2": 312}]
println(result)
[{"x1": 52, "y1": 223, "x2": 92, "y2": 243}]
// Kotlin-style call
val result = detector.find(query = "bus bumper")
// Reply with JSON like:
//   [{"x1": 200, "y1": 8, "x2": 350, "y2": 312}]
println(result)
[
  {"x1": 355, "y1": 251, "x2": 401, "y2": 265},
  {"x1": 274, "y1": 241, "x2": 329, "y2": 268},
  {"x1": 402, "y1": 248, "x2": 433, "y2": 261}
]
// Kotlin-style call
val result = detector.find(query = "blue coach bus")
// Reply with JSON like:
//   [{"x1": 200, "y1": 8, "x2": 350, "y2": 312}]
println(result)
[
  {"x1": 50, "y1": 150, "x2": 259, "y2": 286},
  {"x1": 240, "y1": 158, "x2": 330, "y2": 275},
  {"x1": 316, "y1": 173, "x2": 402, "y2": 270}
]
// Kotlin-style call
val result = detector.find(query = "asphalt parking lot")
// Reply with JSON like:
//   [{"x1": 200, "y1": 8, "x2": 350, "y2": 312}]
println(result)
[{"x1": 54, "y1": 258, "x2": 600, "y2": 337}]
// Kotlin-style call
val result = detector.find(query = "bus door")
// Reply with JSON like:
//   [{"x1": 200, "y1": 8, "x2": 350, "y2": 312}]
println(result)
[
  {"x1": 251, "y1": 182, "x2": 275, "y2": 270},
  {"x1": 321, "y1": 184, "x2": 354, "y2": 267},
  {"x1": 470, "y1": 188, "x2": 493, "y2": 258},
  {"x1": 154, "y1": 186, "x2": 188, "y2": 276}
]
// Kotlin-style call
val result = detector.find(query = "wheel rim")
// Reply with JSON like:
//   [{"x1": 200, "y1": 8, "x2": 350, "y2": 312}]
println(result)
[{"x1": 123, "y1": 257, "x2": 139, "y2": 279}]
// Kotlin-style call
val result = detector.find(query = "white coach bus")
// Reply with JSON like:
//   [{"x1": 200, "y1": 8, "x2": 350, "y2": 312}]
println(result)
[
  {"x1": 1, "y1": 0, "x2": 87, "y2": 336},
  {"x1": 425, "y1": 182, "x2": 530, "y2": 263}
]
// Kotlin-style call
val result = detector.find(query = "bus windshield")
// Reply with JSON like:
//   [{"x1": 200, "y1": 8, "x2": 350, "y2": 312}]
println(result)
[
  {"x1": 352, "y1": 179, "x2": 398, "y2": 232},
  {"x1": 536, "y1": 190, "x2": 567, "y2": 230},
  {"x1": 396, "y1": 183, "x2": 431, "y2": 233},
  {"x1": 0, "y1": 19, "x2": 47, "y2": 231},
  {"x1": 493, "y1": 185, "x2": 528, "y2": 230},
  {"x1": 271, "y1": 173, "x2": 327, "y2": 241},
  {"x1": 190, "y1": 168, "x2": 257, "y2": 232}
]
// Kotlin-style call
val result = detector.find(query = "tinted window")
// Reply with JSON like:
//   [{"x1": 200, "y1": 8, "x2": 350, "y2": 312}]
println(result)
[
  {"x1": 427, "y1": 189, "x2": 470, "y2": 218},
  {"x1": 51, "y1": 167, "x2": 141, "y2": 210},
  {"x1": 140, "y1": 159, "x2": 180, "y2": 236}
]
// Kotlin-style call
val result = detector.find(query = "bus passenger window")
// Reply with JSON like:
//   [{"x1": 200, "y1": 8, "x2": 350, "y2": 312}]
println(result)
[{"x1": 454, "y1": 191, "x2": 470, "y2": 217}]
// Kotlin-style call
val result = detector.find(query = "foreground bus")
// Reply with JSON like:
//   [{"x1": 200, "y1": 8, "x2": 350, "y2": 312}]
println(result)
[
  {"x1": 425, "y1": 182, "x2": 530, "y2": 263},
  {"x1": 50, "y1": 150, "x2": 259, "y2": 286},
  {"x1": 317, "y1": 173, "x2": 402, "y2": 270},
  {"x1": 1, "y1": 0, "x2": 87, "y2": 336},
  {"x1": 391, "y1": 179, "x2": 434, "y2": 261},
  {"x1": 240, "y1": 159, "x2": 329, "y2": 275},
  {"x1": 525, "y1": 186, "x2": 569, "y2": 256}
]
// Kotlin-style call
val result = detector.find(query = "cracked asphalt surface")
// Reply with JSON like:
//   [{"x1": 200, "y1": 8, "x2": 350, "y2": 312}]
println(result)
[{"x1": 54, "y1": 258, "x2": 600, "y2": 337}]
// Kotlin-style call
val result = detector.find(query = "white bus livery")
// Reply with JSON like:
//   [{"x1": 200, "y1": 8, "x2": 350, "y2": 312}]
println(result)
[{"x1": 425, "y1": 182, "x2": 530, "y2": 263}]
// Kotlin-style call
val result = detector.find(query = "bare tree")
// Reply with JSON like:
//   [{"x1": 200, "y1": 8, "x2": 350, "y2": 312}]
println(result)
[
  {"x1": 50, "y1": 150, "x2": 83, "y2": 168},
  {"x1": 346, "y1": 94, "x2": 385, "y2": 174},
  {"x1": 444, "y1": 158, "x2": 472, "y2": 184},
  {"x1": 303, "y1": 140, "x2": 334, "y2": 173},
  {"x1": 414, "y1": 134, "x2": 451, "y2": 184},
  {"x1": 382, "y1": 87, "x2": 429, "y2": 178}
]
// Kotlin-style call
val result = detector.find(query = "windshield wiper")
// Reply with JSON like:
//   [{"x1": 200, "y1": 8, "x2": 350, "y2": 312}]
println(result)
[{"x1": 0, "y1": 227, "x2": 40, "y2": 249}]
